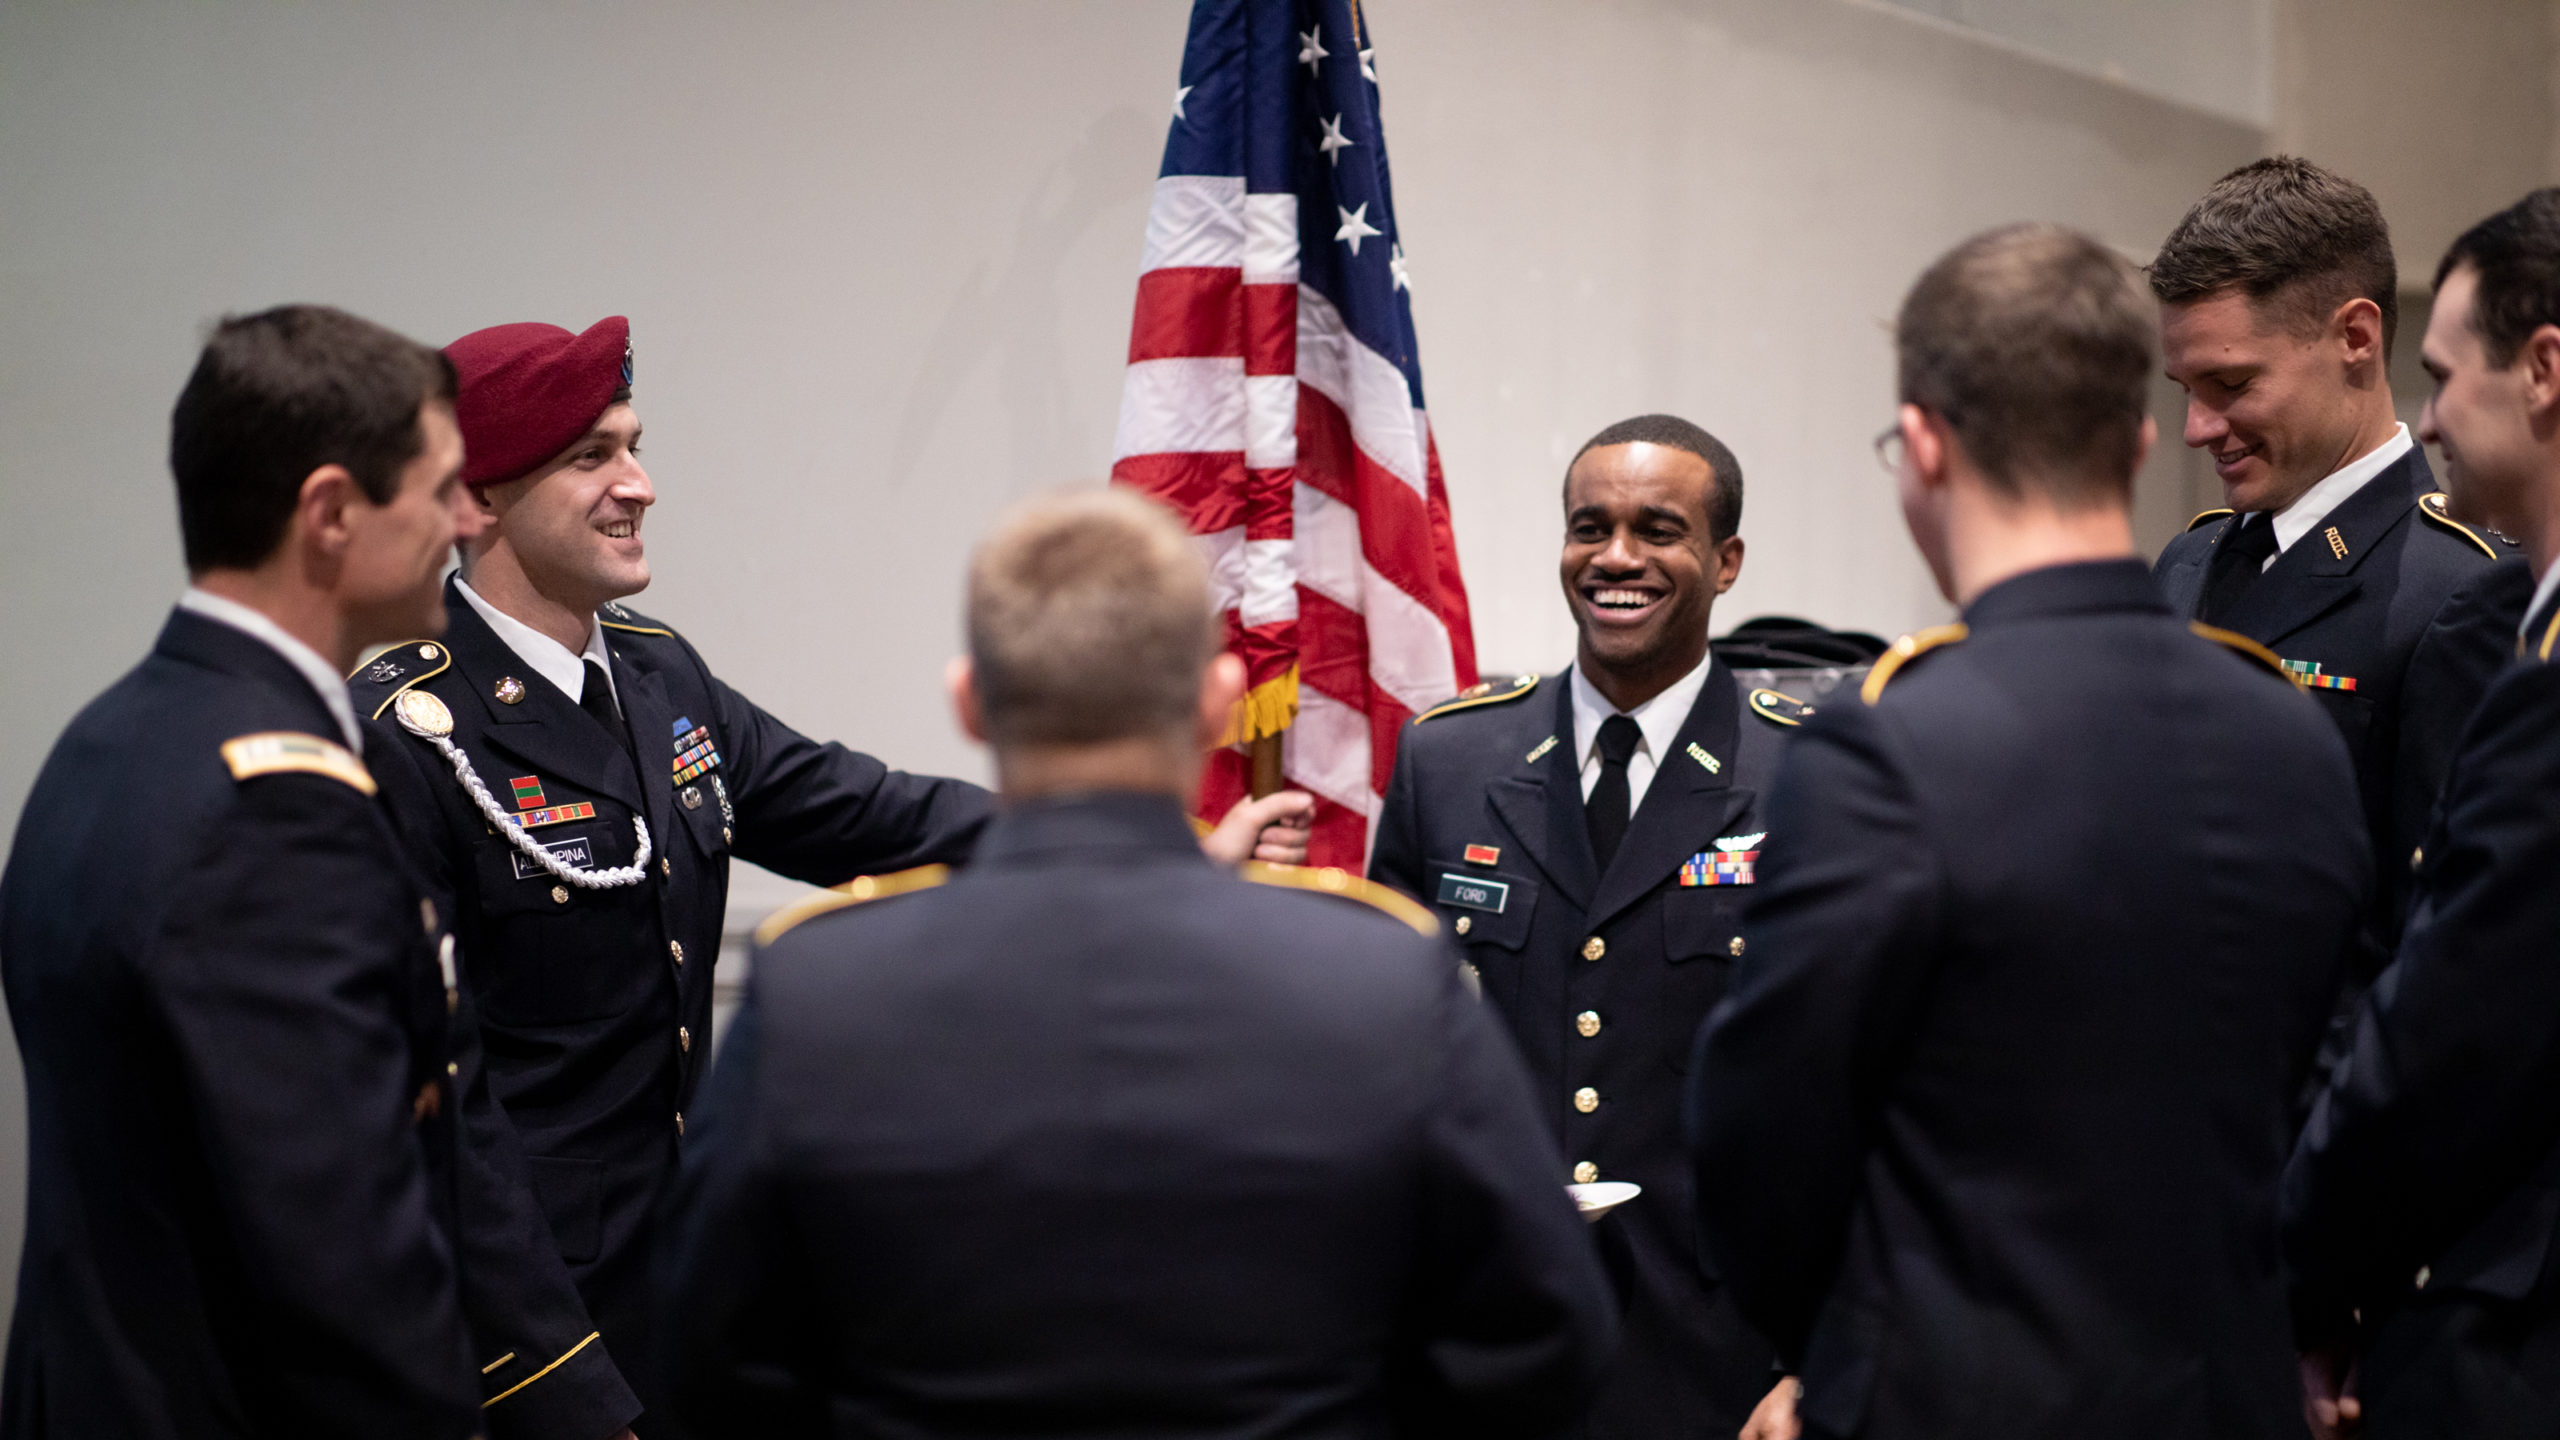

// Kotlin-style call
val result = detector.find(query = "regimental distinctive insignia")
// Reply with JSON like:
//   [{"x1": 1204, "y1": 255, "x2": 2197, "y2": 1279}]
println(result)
[
  {"x1": 494, "y1": 676, "x2": 527, "y2": 705},
  {"x1": 1680, "y1": 834, "x2": 1764, "y2": 887},
  {"x1": 509, "y1": 776, "x2": 547, "y2": 810},
  {"x1": 417, "y1": 645, "x2": 440, "y2": 661},
  {"x1": 1686, "y1": 741, "x2": 1721, "y2": 774},
  {"x1": 1748, "y1": 688, "x2": 1814, "y2": 727},
  {"x1": 393, "y1": 688, "x2": 454, "y2": 738},
  {"x1": 1525, "y1": 735, "x2": 1558, "y2": 763},
  {"x1": 1463, "y1": 843, "x2": 1501, "y2": 866},
  {"x1": 366, "y1": 658, "x2": 404, "y2": 684},
  {"x1": 2279, "y1": 658, "x2": 2358, "y2": 691},
  {"x1": 2324, "y1": 525, "x2": 2349, "y2": 560},
  {"x1": 671, "y1": 715, "x2": 724, "y2": 785},
  {"x1": 516, "y1": 802, "x2": 597, "y2": 829}
]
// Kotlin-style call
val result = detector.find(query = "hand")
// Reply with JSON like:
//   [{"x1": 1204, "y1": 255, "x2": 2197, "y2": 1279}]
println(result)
[
  {"x1": 2301, "y1": 1347, "x2": 2363, "y2": 1440},
  {"x1": 1199, "y1": 790, "x2": 1316, "y2": 866},
  {"x1": 1741, "y1": 1376, "x2": 1801, "y2": 1440}
]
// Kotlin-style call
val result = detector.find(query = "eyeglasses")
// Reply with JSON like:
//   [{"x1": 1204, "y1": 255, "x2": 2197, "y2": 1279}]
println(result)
[{"x1": 1872, "y1": 423, "x2": 1905, "y2": 475}]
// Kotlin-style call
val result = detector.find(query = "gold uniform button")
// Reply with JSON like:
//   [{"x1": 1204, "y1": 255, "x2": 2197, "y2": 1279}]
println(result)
[
  {"x1": 1572, "y1": 1161, "x2": 1599, "y2": 1184},
  {"x1": 2411, "y1": 846, "x2": 2425, "y2": 871},
  {"x1": 446, "y1": 1061, "x2": 459, "y2": 1077},
  {"x1": 678, "y1": 1026, "x2": 692, "y2": 1053},
  {"x1": 550, "y1": 885, "x2": 570, "y2": 905},
  {"x1": 2414, "y1": 1265, "x2": 2431, "y2": 1290},
  {"x1": 723, "y1": 826, "x2": 733, "y2": 844},
  {"x1": 675, "y1": 1112, "x2": 686, "y2": 1136},
  {"x1": 1575, "y1": 1011, "x2": 1602, "y2": 1038},
  {"x1": 1573, "y1": 1087, "x2": 1599, "y2": 1114},
  {"x1": 670, "y1": 940, "x2": 686, "y2": 966},
  {"x1": 1454, "y1": 915, "x2": 1472, "y2": 937},
  {"x1": 661, "y1": 857, "x2": 672, "y2": 878},
  {"x1": 1581, "y1": 936, "x2": 1606, "y2": 962},
  {"x1": 1729, "y1": 936, "x2": 1745, "y2": 958}
]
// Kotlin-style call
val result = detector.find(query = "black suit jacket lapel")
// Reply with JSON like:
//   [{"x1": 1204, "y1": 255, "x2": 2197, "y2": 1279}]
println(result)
[
  {"x1": 2160, "y1": 519, "x2": 2224, "y2": 617},
  {"x1": 613, "y1": 651, "x2": 680, "y2": 847},
  {"x1": 441, "y1": 593, "x2": 648, "y2": 814},
  {"x1": 1486, "y1": 679, "x2": 1595, "y2": 912},
  {"x1": 2222, "y1": 453, "x2": 2421, "y2": 645},
  {"x1": 1585, "y1": 664, "x2": 1753, "y2": 931}
]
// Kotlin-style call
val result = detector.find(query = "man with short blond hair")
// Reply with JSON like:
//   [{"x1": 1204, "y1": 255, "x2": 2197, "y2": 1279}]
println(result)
[{"x1": 656, "y1": 488, "x2": 1615, "y2": 1439}]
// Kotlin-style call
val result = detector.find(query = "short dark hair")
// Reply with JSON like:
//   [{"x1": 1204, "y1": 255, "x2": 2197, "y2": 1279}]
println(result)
[
  {"x1": 2435, "y1": 188, "x2": 2560, "y2": 368},
  {"x1": 1564, "y1": 413, "x2": 1744, "y2": 540},
  {"x1": 1897, "y1": 223, "x2": 2156, "y2": 504},
  {"x1": 170, "y1": 304, "x2": 456, "y2": 571},
  {"x1": 2149, "y1": 155, "x2": 2399, "y2": 358}
]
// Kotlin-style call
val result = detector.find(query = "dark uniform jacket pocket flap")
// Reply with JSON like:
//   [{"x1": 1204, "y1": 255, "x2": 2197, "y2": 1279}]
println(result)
[
  {"x1": 474, "y1": 832, "x2": 604, "y2": 913},
  {"x1": 1662, "y1": 886, "x2": 1743, "y2": 963},
  {"x1": 1430, "y1": 862, "x2": 1536, "y2": 951}
]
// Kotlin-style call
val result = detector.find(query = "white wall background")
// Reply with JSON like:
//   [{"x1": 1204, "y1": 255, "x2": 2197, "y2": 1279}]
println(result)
[{"x1": 2, "y1": 0, "x2": 2552, "y2": 1334}]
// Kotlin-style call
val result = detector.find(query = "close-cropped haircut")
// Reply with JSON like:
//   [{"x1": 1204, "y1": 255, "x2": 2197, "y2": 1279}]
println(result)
[
  {"x1": 170, "y1": 304, "x2": 455, "y2": 571},
  {"x1": 2148, "y1": 155, "x2": 2399, "y2": 358},
  {"x1": 2435, "y1": 188, "x2": 2560, "y2": 368},
  {"x1": 967, "y1": 488, "x2": 1217, "y2": 747},
  {"x1": 1564, "y1": 413, "x2": 1744, "y2": 541},
  {"x1": 1897, "y1": 223, "x2": 2157, "y2": 505}
]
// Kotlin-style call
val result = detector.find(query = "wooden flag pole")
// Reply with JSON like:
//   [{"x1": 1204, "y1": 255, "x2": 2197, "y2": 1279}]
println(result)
[{"x1": 1248, "y1": 732, "x2": 1285, "y2": 799}]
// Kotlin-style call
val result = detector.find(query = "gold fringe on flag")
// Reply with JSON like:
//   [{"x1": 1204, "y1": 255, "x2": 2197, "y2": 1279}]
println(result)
[{"x1": 1218, "y1": 665, "x2": 1301, "y2": 748}]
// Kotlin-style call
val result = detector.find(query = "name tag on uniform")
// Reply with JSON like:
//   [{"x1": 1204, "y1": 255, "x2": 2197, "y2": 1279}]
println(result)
[
  {"x1": 512, "y1": 834, "x2": 595, "y2": 880},
  {"x1": 1437, "y1": 873, "x2": 1510, "y2": 913}
]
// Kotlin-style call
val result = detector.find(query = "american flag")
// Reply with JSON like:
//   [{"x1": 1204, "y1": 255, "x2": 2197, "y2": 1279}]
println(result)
[{"x1": 1112, "y1": 0, "x2": 1478, "y2": 869}]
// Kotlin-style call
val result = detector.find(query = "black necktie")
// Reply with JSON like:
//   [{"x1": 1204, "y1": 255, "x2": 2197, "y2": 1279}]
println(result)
[
  {"x1": 2201, "y1": 512, "x2": 2279, "y2": 623},
  {"x1": 579, "y1": 658, "x2": 631, "y2": 761},
  {"x1": 1585, "y1": 714, "x2": 1642, "y2": 872}
]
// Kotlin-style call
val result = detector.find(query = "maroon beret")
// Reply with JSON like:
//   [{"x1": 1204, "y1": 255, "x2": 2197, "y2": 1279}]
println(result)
[{"x1": 444, "y1": 316, "x2": 633, "y2": 487}]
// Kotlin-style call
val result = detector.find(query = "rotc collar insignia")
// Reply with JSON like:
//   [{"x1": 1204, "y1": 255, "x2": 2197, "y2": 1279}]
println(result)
[
  {"x1": 494, "y1": 676, "x2": 527, "y2": 705},
  {"x1": 1525, "y1": 735, "x2": 1558, "y2": 763},
  {"x1": 509, "y1": 776, "x2": 547, "y2": 810},
  {"x1": 672, "y1": 716, "x2": 723, "y2": 785},
  {"x1": 1680, "y1": 833, "x2": 1765, "y2": 887},
  {"x1": 1686, "y1": 741, "x2": 1721, "y2": 774},
  {"x1": 2323, "y1": 525, "x2": 2349, "y2": 560},
  {"x1": 365, "y1": 657, "x2": 405, "y2": 684},
  {"x1": 1462, "y1": 843, "x2": 1501, "y2": 866},
  {"x1": 2279, "y1": 658, "x2": 2358, "y2": 691},
  {"x1": 393, "y1": 688, "x2": 455, "y2": 738}
]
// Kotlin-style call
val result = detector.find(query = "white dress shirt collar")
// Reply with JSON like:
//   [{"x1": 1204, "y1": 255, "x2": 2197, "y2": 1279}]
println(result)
[
  {"x1": 176, "y1": 587, "x2": 363, "y2": 754},
  {"x1": 455, "y1": 577, "x2": 618, "y2": 708},
  {"x1": 1569, "y1": 649, "x2": 1714, "y2": 813},
  {"x1": 2265, "y1": 424, "x2": 2414, "y2": 568},
  {"x1": 2525, "y1": 557, "x2": 2560, "y2": 640}
]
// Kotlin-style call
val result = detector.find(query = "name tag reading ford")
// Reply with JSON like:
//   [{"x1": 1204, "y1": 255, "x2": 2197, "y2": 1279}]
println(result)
[
  {"x1": 1437, "y1": 873, "x2": 1510, "y2": 914},
  {"x1": 513, "y1": 834, "x2": 596, "y2": 880}
]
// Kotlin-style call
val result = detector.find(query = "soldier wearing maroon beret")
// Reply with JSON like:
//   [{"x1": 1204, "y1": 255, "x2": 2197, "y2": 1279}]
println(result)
[{"x1": 353, "y1": 316, "x2": 1312, "y2": 1436}]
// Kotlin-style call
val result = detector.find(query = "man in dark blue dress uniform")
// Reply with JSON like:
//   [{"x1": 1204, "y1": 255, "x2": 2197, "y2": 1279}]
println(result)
[
  {"x1": 355, "y1": 318, "x2": 1311, "y2": 1433},
  {"x1": 1691, "y1": 225, "x2": 2370, "y2": 1440},
  {"x1": 655, "y1": 488, "x2": 1616, "y2": 1439},
  {"x1": 2149, "y1": 158, "x2": 2528, "y2": 949},
  {"x1": 1, "y1": 306, "x2": 629, "y2": 1439},
  {"x1": 1371, "y1": 412, "x2": 1794, "y2": 1439},
  {"x1": 2285, "y1": 187, "x2": 2560, "y2": 1440}
]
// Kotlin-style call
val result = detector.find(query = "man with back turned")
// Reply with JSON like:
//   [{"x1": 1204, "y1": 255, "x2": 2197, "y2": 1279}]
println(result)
[
  {"x1": 655, "y1": 488, "x2": 1615, "y2": 1440},
  {"x1": 1690, "y1": 225, "x2": 2371, "y2": 1440}
]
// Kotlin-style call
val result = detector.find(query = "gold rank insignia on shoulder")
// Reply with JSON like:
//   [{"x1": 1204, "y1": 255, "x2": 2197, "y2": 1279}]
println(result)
[
  {"x1": 1861, "y1": 624, "x2": 1969, "y2": 705},
  {"x1": 2418, "y1": 491, "x2": 2502, "y2": 559},
  {"x1": 1413, "y1": 672, "x2": 1539, "y2": 724},
  {"x1": 1748, "y1": 687, "x2": 1814, "y2": 727},
  {"x1": 222, "y1": 731, "x2": 376, "y2": 795},
  {"x1": 1242, "y1": 862, "x2": 1439, "y2": 936},
  {"x1": 394, "y1": 688, "x2": 455, "y2": 738},
  {"x1": 753, "y1": 864, "x2": 952, "y2": 947}
]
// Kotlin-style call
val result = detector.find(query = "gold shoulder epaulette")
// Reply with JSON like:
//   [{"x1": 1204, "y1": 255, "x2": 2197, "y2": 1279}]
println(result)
[
  {"x1": 753, "y1": 864, "x2": 951, "y2": 947},
  {"x1": 350, "y1": 640, "x2": 454, "y2": 720},
  {"x1": 1747, "y1": 687, "x2": 1816, "y2": 727},
  {"x1": 2186, "y1": 507, "x2": 2236, "y2": 532},
  {"x1": 597, "y1": 600, "x2": 675, "y2": 638},
  {"x1": 1860, "y1": 624, "x2": 1969, "y2": 705},
  {"x1": 2417, "y1": 492, "x2": 2501, "y2": 560},
  {"x1": 2189, "y1": 622, "x2": 2302, "y2": 687},
  {"x1": 1240, "y1": 862, "x2": 1437, "y2": 937},
  {"x1": 221, "y1": 732, "x2": 376, "y2": 795},
  {"x1": 1412, "y1": 672, "x2": 1538, "y2": 724}
]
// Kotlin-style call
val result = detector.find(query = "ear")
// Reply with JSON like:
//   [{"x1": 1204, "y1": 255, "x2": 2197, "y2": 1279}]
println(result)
[
  {"x1": 1197, "y1": 652, "x2": 1247, "y2": 752},
  {"x1": 2132, "y1": 413, "x2": 2158, "y2": 473},
  {"x1": 946, "y1": 655, "x2": 986, "y2": 745},
  {"x1": 2333, "y1": 296, "x2": 2387, "y2": 371},
  {"x1": 2521, "y1": 324, "x2": 2560, "y2": 419},
  {"x1": 1901, "y1": 403, "x2": 1950, "y2": 492},
  {"x1": 295, "y1": 464, "x2": 362, "y2": 559},
  {"x1": 1711, "y1": 533, "x2": 1745, "y2": 595}
]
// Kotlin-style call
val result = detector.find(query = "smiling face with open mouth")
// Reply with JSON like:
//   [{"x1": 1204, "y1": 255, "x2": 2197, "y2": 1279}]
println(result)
[
  {"x1": 1559, "y1": 441, "x2": 1743, "y2": 711},
  {"x1": 2161, "y1": 288, "x2": 2383, "y2": 517},
  {"x1": 477, "y1": 401, "x2": 655, "y2": 618}
]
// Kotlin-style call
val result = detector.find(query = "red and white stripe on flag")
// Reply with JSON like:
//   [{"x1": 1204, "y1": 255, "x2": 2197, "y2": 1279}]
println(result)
[{"x1": 1112, "y1": 172, "x2": 1479, "y2": 869}]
